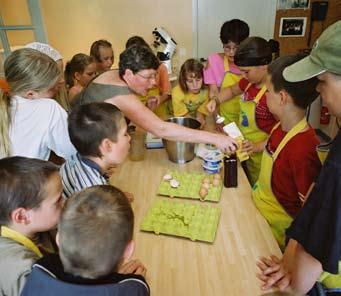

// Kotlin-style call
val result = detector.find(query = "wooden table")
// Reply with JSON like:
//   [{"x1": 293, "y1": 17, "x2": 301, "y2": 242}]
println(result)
[{"x1": 110, "y1": 149, "x2": 281, "y2": 296}]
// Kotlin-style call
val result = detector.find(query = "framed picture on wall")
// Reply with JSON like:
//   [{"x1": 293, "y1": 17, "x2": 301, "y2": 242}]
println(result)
[
  {"x1": 277, "y1": 0, "x2": 310, "y2": 10},
  {"x1": 279, "y1": 17, "x2": 307, "y2": 37}
]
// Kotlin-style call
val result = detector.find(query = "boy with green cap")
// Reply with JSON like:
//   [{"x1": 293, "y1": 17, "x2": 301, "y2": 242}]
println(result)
[{"x1": 257, "y1": 21, "x2": 341, "y2": 295}]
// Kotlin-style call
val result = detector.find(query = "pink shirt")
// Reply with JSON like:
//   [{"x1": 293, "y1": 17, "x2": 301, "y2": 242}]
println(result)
[{"x1": 204, "y1": 53, "x2": 240, "y2": 87}]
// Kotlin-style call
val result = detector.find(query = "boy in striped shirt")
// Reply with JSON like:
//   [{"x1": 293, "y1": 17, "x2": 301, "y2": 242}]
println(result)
[{"x1": 60, "y1": 102, "x2": 131, "y2": 198}]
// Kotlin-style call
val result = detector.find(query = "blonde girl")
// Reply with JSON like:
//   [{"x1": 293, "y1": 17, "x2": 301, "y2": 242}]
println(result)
[{"x1": 0, "y1": 48, "x2": 76, "y2": 160}]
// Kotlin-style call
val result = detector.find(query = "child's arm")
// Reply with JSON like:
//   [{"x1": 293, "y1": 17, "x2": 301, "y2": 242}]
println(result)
[
  {"x1": 196, "y1": 112, "x2": 206, "y2": 129},
  {"x1": 206, "y1": 83, "x2": 242, "y2": 113},
  {"x1": 119, "y1": 259, "x2": 147, "y2": 277},
  {"x1": 241, "y1": 139, "x2": 267, "y2": 155}
]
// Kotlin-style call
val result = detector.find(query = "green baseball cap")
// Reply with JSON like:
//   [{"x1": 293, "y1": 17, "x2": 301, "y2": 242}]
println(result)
[{"x1": 283, "y1": 21, "x2": 341, "y2": 82}]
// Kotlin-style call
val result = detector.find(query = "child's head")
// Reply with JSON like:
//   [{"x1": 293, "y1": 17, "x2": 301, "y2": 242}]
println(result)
[
  {"x1": 65, "y1": 53, "x2": 96, "y2": 88},
  {"x1": 0, "y1": 157, "x2": 62, "y2": 234},
  {"x1": 235, "y1": 37, "x2": 273, "y2": 84},
  {"x1": 5, "y1": 48, "x2": 60, "y2": 99},
  {"x1": 58, "y1": 185, "x2": 134, "y2": 279},
  {"x1": 220, "y1": 19, "x2": 249, "y2": 63},
  {"x1": 179, "y1": 59, "x2": 204, "y2": 94},
  {"x1": 125, "y1": 35, "x2": 150, "y2": 49},
  {"x1": 90, "y1": 39, "x2": 114, "y2": 73},
  {"x1": 266, "y1": 54, "x2": 319, "y2": 116},
  {"x1": 0, "y1": 48, "x2": 60, "y2": 158},
  {"x1": 119, "y1": 45, "x2": 159, "y2": 96},
  {"x1": 68, "y1": 102, "x2": 130, "y2": 164}
]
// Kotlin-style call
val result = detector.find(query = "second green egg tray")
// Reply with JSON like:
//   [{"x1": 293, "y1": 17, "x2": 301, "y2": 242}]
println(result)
[{"x1": 140, "y1": 199, "x2": 221, "y2": 243}]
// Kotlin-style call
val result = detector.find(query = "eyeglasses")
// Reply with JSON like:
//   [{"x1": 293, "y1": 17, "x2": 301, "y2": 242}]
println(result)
[
  {"x1": 223, "y1": 45, "x2": 238, "y2": 52},
  {"x1": 136, "y1": 72, "x2": 157, "y2": 80}
]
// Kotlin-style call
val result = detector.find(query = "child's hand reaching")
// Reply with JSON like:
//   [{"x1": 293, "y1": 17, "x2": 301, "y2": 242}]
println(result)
[
  {"x1": 241, "y1": 140, "x2": 266, "y2": 154},
  {"x1": 119, "y1": 259, "x2": 147, "y2": 277},
  {"x1": 206, "y1": 99, "x2": 217, "y2": 113},
  {"x1": 256, "y1": 255, "x2": 290, "y2": 291}
]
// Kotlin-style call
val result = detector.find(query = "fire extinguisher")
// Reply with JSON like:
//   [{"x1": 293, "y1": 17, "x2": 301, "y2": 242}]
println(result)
[{"x1": 320, "y1": 105, "x2": 331, "y2": 125}]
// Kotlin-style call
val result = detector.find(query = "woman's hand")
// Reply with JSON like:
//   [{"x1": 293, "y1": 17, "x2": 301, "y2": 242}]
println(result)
[{"x1": 215, "y1": 135, "x2": 237, "y2": 154}]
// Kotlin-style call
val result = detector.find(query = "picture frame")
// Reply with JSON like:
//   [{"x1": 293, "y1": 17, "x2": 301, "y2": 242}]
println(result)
[
  {"x1": 279, "y1": 17, "x2": 307, "y2": 37},
  {"x1": 277, "y1": 0, "x2": 310, "y2": 10}
]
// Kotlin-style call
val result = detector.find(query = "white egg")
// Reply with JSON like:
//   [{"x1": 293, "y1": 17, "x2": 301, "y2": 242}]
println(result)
[
  {"x1": 163, "y1": 174, "x2": 173, "y2": 181},
  {"x1": 170, "y1": 179, "x2": 180, "y2": 188}
]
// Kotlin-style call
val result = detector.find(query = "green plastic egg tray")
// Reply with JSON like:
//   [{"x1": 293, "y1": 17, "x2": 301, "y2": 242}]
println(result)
[
  {"x1": 157, "y1": 171, "x2": 223, "y2": 202},
  {"x1": 140, "y1": 199, "x2": 221, "y2": 243}
]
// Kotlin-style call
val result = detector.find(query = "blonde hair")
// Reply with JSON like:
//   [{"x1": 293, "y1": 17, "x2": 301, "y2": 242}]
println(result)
[{"x1": 0, "y1": 48, "x2": 60, "y2": 157}]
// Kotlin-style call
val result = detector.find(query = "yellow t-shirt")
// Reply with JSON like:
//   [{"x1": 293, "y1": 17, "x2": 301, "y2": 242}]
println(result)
[{"x1": 171, "y1": 85, "x2": 209, "y2": 117}]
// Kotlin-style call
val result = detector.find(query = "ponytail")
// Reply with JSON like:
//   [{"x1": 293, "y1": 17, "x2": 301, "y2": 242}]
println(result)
[
  {"x1": 0, "y1": 89, "x2": 12, "y2": 157},
  {"x1": 0, "y1": 48, "x2": 60, "y2": 158},
  {"x1": 64, "y1": 61, "x2": 74, "y2": 88}
]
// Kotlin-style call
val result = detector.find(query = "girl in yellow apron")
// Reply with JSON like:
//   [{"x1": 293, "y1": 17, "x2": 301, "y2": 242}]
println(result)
[
  {"x1": 219, "y1": 58, "x2": 242, "y2": 125},
  {"x1": 125, "y1": 36, "x2": 172, "y2": 119},
  {"x1": 172, "y1": 59, "x2": 209, "y2": 127},
  {"x1": 207, "y1": 37, "x2": 278, "y2": 185},
  {"x1": 203, "y1": 19, "x2": 249, "y2": 126}
]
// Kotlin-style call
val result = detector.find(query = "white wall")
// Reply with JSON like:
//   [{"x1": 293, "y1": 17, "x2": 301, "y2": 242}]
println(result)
[{"x1": 193, "y1": 0, "x2": 277, "y2": 59}]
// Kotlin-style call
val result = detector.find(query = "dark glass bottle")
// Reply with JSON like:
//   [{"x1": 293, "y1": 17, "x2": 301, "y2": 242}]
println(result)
[{"x1": 223, "y1": 154, "x2": 237, "y2": 188}]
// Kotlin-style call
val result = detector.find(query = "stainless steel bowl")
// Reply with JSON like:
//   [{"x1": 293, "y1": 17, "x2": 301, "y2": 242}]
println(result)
[{"x1": 163, "y1": 117, "x2": 201, "y2": 163}]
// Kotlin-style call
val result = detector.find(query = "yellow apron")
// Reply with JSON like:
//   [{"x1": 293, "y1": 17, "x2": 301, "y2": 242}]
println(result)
[
  {"x1": 252, "y1": 118, "x2": 308, "y2": 250},
  {"x1": 139, "y1": 87, "x2": 172, "y2": 120},
  {"x1": 316, "y1": 142, "x2": 331, "y2": 165},
  {"x1": 219, "y1": 57, "x2": 241, "y2": 125},
  {"x1": 239, "y1": 83, "x2": 268, "y2": 185},
  {"x1": 0, "y1": 226, "x2": 43, "y2": 257},
  {"x1": 319, "y1": 261, "x2": 341, "y2": 289}
]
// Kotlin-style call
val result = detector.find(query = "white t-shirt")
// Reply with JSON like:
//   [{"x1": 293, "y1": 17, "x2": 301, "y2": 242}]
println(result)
[{"x1": 9, "y1": 96, "x2": 76, "y2": 160}]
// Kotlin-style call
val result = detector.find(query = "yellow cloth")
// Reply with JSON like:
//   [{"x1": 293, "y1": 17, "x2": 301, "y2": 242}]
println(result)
[
  {"x1": 319, "y1": 261, "x2": 341, "y2": 288},
  {"x1": 219, "y1": 57, "x2": 241, "y2": 125},
  {"x1": 138, "y1": 63, "x2": 172, "y2": 119},
  {"x1": 172, "y1": 85, "x2": 209, "y2": 117},
  {"x1": 252, "y1": 118, "x2": 308, "y2": 250},
  {"x1": 0, "y1": 226, "x2": 43, "y2": 257},
  {"x1": 239, "y1": 84, "x2": 268, "y2": 185}
]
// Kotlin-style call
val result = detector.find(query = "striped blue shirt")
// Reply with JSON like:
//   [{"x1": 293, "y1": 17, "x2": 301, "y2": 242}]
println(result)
[{"x1": 60, "y1": 153, "x2": 108, "y2": 198}]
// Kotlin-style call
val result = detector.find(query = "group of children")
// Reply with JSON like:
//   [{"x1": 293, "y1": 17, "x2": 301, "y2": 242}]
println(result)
[{"x1": 0, "y1": 16, "x2": 340, "y2": 295}]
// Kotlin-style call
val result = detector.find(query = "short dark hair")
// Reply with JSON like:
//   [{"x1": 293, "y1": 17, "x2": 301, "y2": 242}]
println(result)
[
  {"x1": 68, "y1": 102, "x2": 124, "y2": 157},
  {"x1": 268, "y1": 55, "x2": 319, "y2": 109},
  {"x1": 90, "y1": 39, "x2": 113, "y2": 62},
  {"x1": 59, "y1": 185, "x2": 134, "y2": 278},
  {"x1": 0, "y1": 157, "x2": 58, "y2": 225},
  {"x1": 118, "y1": 45, "x2": 160, "y2": 79},
  {"x1": 220, "y1": 19, "x2": 250, "y2": 44},
  {"x1": 125, "y1": 36, "x2": 150, "y2": 49},
  {"x1": 179, "y1": 59, "x2": 204, "y2": 92},
  {"x1": 234, "y1": 37, "x2": 273, "y2": 67}
]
